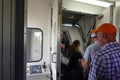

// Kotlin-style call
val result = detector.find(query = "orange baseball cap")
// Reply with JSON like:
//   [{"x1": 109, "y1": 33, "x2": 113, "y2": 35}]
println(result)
[{"x1": 92, "y1": 23, "x2": 117, "y2": 36}]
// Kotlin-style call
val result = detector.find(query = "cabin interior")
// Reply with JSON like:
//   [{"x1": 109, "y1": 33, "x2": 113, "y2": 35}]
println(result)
[
  {"x1": 26, "y1": 0, "x2": 120, "y2": 80},
  {"x1": 0, "y1": 0, "x2": 120, "y2": 80}
]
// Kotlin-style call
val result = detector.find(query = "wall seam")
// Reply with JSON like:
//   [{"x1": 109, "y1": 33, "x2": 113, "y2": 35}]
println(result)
[
  {"x1": 10, "y1": 0, "x2": 12, "y2": 79},
  {"x1": 1, "y1": 0, "x2": 3, "y2": 79}
]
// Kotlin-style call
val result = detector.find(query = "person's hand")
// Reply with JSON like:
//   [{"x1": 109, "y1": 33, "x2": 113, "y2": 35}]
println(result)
[
  {"x1": 78, "y1": 59, "x2": 83, "y2": 67},
  {"x1": 61, "y1": 44, "x2": 65, "y2": 49}
]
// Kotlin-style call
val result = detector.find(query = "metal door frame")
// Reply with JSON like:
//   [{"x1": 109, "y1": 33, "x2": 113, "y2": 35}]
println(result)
[
  {"x1": 15, "y1": 0, "x2": 26, "y2": 80},
  {"x1": 57, "y1": 0, "x2": 62, "y2": 80},
  {"x1": 0, "y1": 0, "x2": 25, "y2": 80},
  {"x1": 0, "y1": 0, "x2": 2, "y2": 80}
]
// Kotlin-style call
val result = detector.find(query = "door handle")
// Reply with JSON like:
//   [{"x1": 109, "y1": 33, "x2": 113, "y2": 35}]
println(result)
[{"x1": 51, "y1": 53, "x2": 57, "y2": 63}]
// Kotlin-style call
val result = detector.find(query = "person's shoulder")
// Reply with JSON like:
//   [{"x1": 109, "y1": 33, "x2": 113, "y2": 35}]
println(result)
[
  {"x1": 93, "y1": 49, "x2": 106, "y2": 59},
  {"x1": 87, "y1": 44, "x2": 94, "y2": 49},
  {"x1": 84, "y1": 44, "x2": 94, "y2": 54},
  {"x1": 75, "y1": 52, "x2": 82, "y2": 57},
  {"x1": 88, "y1": 42, "x2": 100, "y2": 52},
  {"x1": 75, "y1": 52, "x2": 82, "y2": 55},
  {"x1": 86, "y1": 43, "x2": 98, "y2": 51},
  {"x1": 84, "y1": 42, "x2": 100, "y2": 55}
]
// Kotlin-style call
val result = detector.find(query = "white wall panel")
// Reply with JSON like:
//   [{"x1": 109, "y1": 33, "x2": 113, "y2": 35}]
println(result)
[
  {"x1": 97, "y1": 7, "x2": 111, "y2": 26},
  {"x1": 114, "y1": 1, "x2": 120, "y2": 42},
  {"x1": 27, "y1": 0, "x2": 51, "y2": 64}
]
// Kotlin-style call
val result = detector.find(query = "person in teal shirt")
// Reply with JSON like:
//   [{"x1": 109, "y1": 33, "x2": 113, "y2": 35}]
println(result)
[{"x1": 84, "y1": 32, "x2": 100, "y2": 79}]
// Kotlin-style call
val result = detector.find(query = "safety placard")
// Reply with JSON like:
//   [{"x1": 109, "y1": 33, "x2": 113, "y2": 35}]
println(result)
[{"x1": 30, "y1": 65, "x2": 42, "y2": 74}]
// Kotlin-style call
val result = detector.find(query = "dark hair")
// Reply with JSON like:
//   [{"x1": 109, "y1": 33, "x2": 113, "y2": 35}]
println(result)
[{"x1": 71, "y1": 40, "x2": 80, "y2": 53}]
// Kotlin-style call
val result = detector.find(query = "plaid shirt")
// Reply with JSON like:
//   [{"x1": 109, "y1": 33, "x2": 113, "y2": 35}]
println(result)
[{"x1": 88, "y1": 42, "x2": 120, "y2": 80}]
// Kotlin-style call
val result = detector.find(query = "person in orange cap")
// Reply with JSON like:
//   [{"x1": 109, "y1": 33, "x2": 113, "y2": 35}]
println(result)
[{"x1": 88, "y1": 23, "x2": 120, "y2": 80}]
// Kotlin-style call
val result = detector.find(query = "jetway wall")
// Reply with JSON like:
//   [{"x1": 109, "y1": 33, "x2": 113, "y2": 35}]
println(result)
[
  {"x1": 63, "y1": 26, "x2": 84, "y2": 54},
  {"x1": 114, "y1": 1, "x2": 120, "y2": 43}
]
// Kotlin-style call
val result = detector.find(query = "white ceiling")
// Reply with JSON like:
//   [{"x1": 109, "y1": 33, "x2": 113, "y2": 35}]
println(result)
[
  {"x1": 109, "y1": 0, "x2": 115, "y2": 1},
  {"x1": 100, "y1": 0, "x2": 116, "y2": 2},
  {"x1": 102, "y1": 0, "x2": 115, "y2": 2},
  {"x1": 62, "y1": 0, "x2": 119, "y2": 14},
  {"x1": 62, "y1": 0, "x2": 105, "y2": 14}
]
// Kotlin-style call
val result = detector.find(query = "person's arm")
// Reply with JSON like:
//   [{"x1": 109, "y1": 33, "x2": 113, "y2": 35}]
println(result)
[
  {"x1": 84, "y1": 59, "x2": 89, "y2": 73},
  {"x1": 78, "y1": 59, "x2": 83, "y2": 67},
  {"x1": 84, "y1": 47, "x2": 90, "y2": 73},
  {"x1": 78, "y1": 52, "x2": 83, "y2": 67}
]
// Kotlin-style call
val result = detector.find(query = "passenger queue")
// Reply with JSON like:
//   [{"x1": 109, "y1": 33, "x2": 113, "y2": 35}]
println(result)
[{"x1": 61, "y1": 23, "x2": 120, "y2": 80}]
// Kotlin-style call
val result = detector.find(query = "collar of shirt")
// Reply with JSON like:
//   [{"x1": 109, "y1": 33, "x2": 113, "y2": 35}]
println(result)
[
  {"x1": 101, "y1": 41, "x2": 118, "y2": 50},
  {"x1": 94, "y1": 41, "x2": 98, "y2": 44}
]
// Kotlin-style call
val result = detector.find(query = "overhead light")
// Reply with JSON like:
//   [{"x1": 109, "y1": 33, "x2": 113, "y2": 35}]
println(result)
[
  {"x1": 63, "y1": 24, "x2": 72, "y2": 26},
  {"x1": 75, "y1": 24, "x2": 79, "y2": 27},
  {"x1": 74, "y1": 0, "x2": 113, "y2": 7}
]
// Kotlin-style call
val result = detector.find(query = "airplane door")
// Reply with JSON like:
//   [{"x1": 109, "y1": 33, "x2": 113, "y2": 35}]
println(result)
[
  {"x1": 51, "y1": 22, "x2": 57, "y2": 80},
  {"x1": 51, "y1": 2, "x2": 57, "y2": 80},
  {"x1": 57, "y1": 1, "x2": 62, "y2": 80},
  {"x1": 50, "y1": 0, "x2": 61, "y2": 80},
  {"x1": 0, "y1": 0, "x2": 2, "y2": 79}
]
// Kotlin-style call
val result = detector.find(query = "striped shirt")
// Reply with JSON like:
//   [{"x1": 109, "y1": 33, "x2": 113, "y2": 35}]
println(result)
[{"x1": 88, "y1": 42, "x2": 120, "y2": 80}]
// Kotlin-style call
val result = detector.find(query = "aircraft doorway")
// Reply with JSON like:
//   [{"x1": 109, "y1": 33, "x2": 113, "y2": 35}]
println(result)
[
  {"x1": 61, "y1": 10, "x2": 98, "y2": 80},
  {"x1": 60, "y1": 0, "x2": 115, "y2": 79}
]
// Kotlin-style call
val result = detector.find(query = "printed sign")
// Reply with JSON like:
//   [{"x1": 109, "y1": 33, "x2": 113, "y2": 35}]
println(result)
[{"x1": 30, "y1": 65, "x2": 42, "y2": 74}]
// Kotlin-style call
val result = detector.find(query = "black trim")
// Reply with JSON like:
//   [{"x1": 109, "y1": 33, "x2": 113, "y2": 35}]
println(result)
[
  {"x1": 10, "y1": 0, "x2": 12, "y2": 79},
  {"x1": 27, "y1": 28, "x2": 43, "y2": 62},
  {"x1": 15, "y1": 0, "x2": 25, "y2": 80},
  {"x1": 1, "y1": 0, "x2": 3, "y2": 80}
]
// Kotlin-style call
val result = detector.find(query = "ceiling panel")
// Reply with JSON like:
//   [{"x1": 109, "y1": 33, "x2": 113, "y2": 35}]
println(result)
[
  {"x1": 105, "y1": 0, "x2": 116, "y2": 2},
  {"x1": 62, "y1": 10, "x2": 85, "y2": 24},
  {"x1": 62, "y1": 0, "x2": 105, "y2": 14}
]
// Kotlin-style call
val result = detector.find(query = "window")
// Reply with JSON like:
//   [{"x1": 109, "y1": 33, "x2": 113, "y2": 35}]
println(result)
[{"x1": 27, "y1": 28, "x2": 43, "y2": 62}]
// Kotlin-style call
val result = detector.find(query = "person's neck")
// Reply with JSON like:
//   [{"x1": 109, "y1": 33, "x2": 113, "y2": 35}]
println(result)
[
  {"x1": 93, "y1": 40, "x2": 97, "y2": 42},
  {"x1": 104, "y1": 39, "x2": 116, "y2": 45}
]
